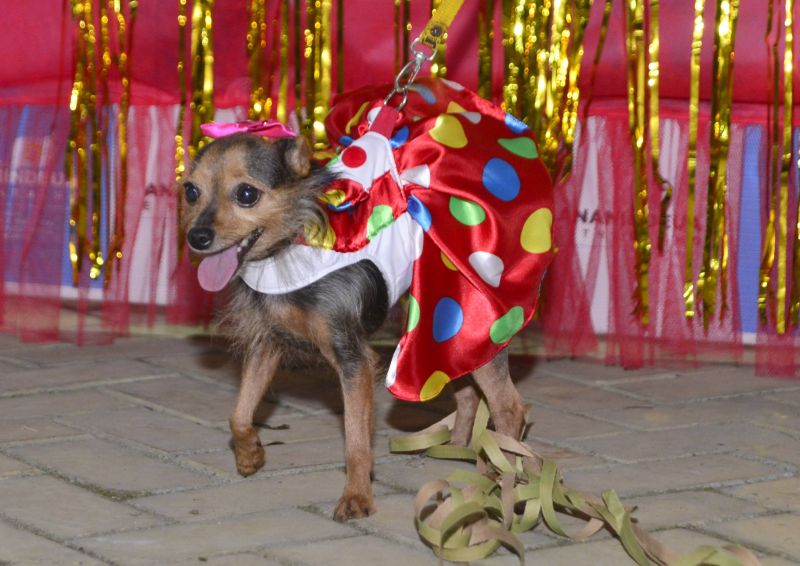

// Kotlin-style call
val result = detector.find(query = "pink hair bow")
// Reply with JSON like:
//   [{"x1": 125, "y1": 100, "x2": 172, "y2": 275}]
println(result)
[{"x1": 200, "y1": 120, "x2": 296, "y2": 139}]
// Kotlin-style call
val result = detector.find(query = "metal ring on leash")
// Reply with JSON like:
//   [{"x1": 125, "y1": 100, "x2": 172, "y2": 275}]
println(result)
[{"x1": 384, "y1": 38, "x2": 437, "y2": 112}]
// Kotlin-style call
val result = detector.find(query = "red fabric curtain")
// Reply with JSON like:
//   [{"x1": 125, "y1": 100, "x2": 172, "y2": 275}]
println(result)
[{"x1": 1, "y1": 1, "x2": 798, "y2": 376}]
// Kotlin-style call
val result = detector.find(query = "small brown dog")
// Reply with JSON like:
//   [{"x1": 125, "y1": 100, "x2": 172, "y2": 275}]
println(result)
[{"x1": 181, "y1": 133, "x2": 526, "y2": 521}]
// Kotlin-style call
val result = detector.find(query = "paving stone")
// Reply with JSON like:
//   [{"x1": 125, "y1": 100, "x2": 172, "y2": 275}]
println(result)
[
  {"x1": 0, "y1": 453, "x2": 35, "y2": 478},
  {"x1": 0, "y1": 417, "x2": 79, "y2": 444},
  {"x1": 565, "y1": 423, "x2": 795, "y2": 463},
  {"x1": 174, "y1": 554, "x2": 284, "y2": 566},
  {"x1": 754, "y1": 409, "x2": 800, "y2": 437},
  {"x1": 481, "y1": 535, "x2": 632, "y2": 565},
  {"x1": 707, "y1": 514, "x2": 800, "y2": 560},
  {"x1": 184, "y1": 434, "x2": 391, "y2": 478},
  {"x1": 60, "y1": 406, "x2": 231, "y2": 453},
  {"x1": 0, "y1": 475, "x2": 164, "y2": 538},
  {"x1": 624, "y1": 490, "x2": 764, "y2": 530},
  {"x1": 6, "y1": 437, "x2": 211, "y2": 495},
  {"x1": 143, "y1": 348, "x2": 241, "y2": 386},
  {"x1": 758, "y1": 557, "x2": 800, "y2": 566},
  {"x1": 74, "y1": 509, "x2": 358, "y2": 562},
  {"x1": 265, "y1": 435, "x2": 391, "y2": 471},
  {"x1": 374, "y1": 401, "x2": 449, "y2": 433},
  {"x1": 524, "y1": 438, "x2": 605, "y2": 470},
  {"x1": 588, "y1": 398, "x2": 797, "y2": 431},
  {"x1": 0, "y1": 336, "x2": 798, "y2": 564},
  {"x1": 0, "y1": 358, "x2": 27, "y2": 374},
  {"x1": 514, "y1": 376, "x2": 641, "y2": 412},
  {"x1": 356, "y1": 493, "x2": 430, "y2": 550},
  {"x1": 561, "y1": 454, "x2": 779, "y2": 498},
  {"x1": 525, "y1": 405, "x2": 625, "y2": 439},
  {"x1": 268, "y1": 534, "x2": 433, "y2": 566},
  {"x1": 269, "y1": 369, "x2": 345, "y2": 414},
  {"x1": 252, "y1": 413, "x2": 344, "y2": 444},
  {"x1": 0, "y1": 333, "x2": 24, "y2": 350},
  {"x1": 374, "y1": 456, "x2": 478, "y2": 493},
  {"x1": 110, "y1": 374, "x2": 299, "y2": 425},
  {"x1": 611, "y1": 368, "x2": 800, "y2": 402},
  {"x1": 652, "y1": 528, "x2": 761, "y2": 559},
  {"x1": 252, "y1": 405, "x2": 434, "y2": 445},
  {"x1": 726, "y1": 477, "x2": 800, "y2": 513},
  {"x1": 6, "y1": 335, "x2": 222, "y2": 366},
  {"x1": 536, "y1": 359, "x2": 677, "y2": 383},
  {"x1": 770, "y1": 389, "x2": 800, "y2": 408},
  {"x1": 178, "y1": 449, "x2": 244, "y2": 477},
  {"x1": 0, "y1": 359, "x2": 172, "y2": 394},
  {"x1": 0, "y1": 519, "x2": 102, "y2": 565},
  {"x1": 133, "y1": 469, "x2": 369, "y2": 522},
  {"x1": 0, "y1": 390, "x2": 133, "y2": 420},
  {"x1": 735, "y1": 433, "x2": 800, "y2": 467}
]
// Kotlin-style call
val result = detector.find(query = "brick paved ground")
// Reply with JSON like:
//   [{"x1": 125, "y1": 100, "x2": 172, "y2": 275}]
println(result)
[{"x1": 0, "y1": 331, "x2": 799, "y2": 565}]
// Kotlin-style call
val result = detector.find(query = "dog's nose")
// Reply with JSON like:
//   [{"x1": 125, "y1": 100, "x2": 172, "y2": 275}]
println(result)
[{"x1": 188, "y1": 227, "x2": 214, "y2": 250}]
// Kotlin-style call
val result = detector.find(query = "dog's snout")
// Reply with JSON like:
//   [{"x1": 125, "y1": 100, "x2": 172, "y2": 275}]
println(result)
[{"x1": 188, "y1": 227, "x2": 215, "y2": 250}]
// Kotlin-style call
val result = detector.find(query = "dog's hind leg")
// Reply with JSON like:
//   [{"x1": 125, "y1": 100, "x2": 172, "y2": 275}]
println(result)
[
  {"x1": 230, "y1": 342, "x2": 281, "y2": 477},
  {"x1": 471, "y1": 349, "x2": 526, "y2": 440},
  {"x1": 451, "y1": 376, "x2": 480, "y2": 446}
]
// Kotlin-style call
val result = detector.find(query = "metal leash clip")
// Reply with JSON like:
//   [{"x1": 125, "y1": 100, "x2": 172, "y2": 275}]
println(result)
[{"x1": 384, "y1": 38, "x2": 437, "y2": 112}]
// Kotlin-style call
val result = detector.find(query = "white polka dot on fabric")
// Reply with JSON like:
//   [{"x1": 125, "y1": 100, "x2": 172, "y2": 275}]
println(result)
[
  {"x1": 367, "y1": 106, "x2": 381, "y2": 124},
  {"x1": 400, "y1": 164, "x2": 431, "y2": 188},
  {"x1": 385, "y1": 345, "x2": 401, "y2": 388},
  {"x1": 468, "y1": 251, "x2": 505, "y2": 288},
  {"x1": 441, "y1": 78, "x2": 465, "y2": 91}
]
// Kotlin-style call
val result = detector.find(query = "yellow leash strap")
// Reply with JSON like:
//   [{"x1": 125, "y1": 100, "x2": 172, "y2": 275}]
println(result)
[
  {"x1": 384, "y1": 0, "x2": 465, "y2": 112},
  {"x1": 418, "y1": 0, "x2": 465, "y2": 52}
]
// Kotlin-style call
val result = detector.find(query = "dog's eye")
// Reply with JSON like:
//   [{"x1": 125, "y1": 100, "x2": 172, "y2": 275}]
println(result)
[
  {"x1": 235, "y1": 183, "x2": 261, "y2": 207},
  {"x1": 184, "y1": 183, "x2": 200, "y2": 204}
]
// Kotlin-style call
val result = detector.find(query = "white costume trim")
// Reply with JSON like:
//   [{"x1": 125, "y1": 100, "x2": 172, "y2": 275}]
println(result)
[{"x1": 240, "y1": 212, "x2": 423, "y2": 306}]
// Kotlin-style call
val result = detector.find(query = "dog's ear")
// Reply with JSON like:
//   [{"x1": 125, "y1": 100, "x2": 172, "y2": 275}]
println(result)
[{"x1": 278, "y1": 136, "x2": 312, "y2": 178}]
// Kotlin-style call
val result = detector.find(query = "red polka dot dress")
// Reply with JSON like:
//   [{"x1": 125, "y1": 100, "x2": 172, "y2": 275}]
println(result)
[{"x1": 314, "y1": 78, "x2": 554, "y2": 402}]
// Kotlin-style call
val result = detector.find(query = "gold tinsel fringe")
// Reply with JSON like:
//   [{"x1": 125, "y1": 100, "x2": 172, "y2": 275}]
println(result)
[
  {"x1": 66, "y1": 0, "x2": 136, "y2": 285},
  {"x1": 759, "y1": 0, "x2": 797, "y2": 334}
]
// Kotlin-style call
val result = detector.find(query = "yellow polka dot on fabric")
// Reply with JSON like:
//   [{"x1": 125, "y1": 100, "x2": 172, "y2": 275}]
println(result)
[
  {"x1": 520, "y1": 208, "x2": 553, "y2": 254},
  {"x1": 446, "y1": 101, "x2": 467, "y2": 114},
  {"x1": 319, "y1": 189, "x2": 346, "y2": 206},
  {"x1": 441, "y1": 251, "x2": 458, "y2": 271},
  {"x1": 429, "y1": 114, "x2": 467, "y2": 149},
  {"x1": 420, "y1": 370, "x2": 451, "y2": 401},
  {"x1": 305, "y1": 224, "x2": 336, "y2": 249}
]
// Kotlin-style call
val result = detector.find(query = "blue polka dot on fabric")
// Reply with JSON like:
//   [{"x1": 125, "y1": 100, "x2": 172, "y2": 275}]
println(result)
[
  {"x1": 432, "y1": 297, "x2": 464, "y2": 343},
  {"x1": 338, "y1": 135, "x2": 354, "y2": 147},
  {"x1": 409, "y1": 84, "x2": 436, "y2": 104},
  {"x1": 482, "y1": 158, "x2": 521, "y2": 201},
  {"x1": 390, "y1": 126, "x2": 410, "y2": 148},
  {"x1": 328, "y1": 202, "x2": 353, "y2": 212},
  {"x1": 504, "y1": 113, "x2": 530, "y2": 134},
  {"x1": 407, "y1": 195, "x2": 432, "y2": 231}
]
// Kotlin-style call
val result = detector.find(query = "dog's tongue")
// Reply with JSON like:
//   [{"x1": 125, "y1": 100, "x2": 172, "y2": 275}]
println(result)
[{"x1": 197, "y1": 246, "x2": 240, "y2": 292}]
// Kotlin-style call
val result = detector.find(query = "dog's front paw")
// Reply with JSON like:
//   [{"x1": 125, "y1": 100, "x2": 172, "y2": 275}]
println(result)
[
  {"x1": 233, "y1": 435, "x2": 266, "y2": 477},
  {"x1": 333, "y1": 492, "x2": 375, "y2": 522}
]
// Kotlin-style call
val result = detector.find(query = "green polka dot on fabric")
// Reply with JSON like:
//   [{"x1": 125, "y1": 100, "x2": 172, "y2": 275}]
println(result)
[
  {"x1": 407, "y1": 295, "x2": 420, "y2": 332},
  {"x1": 490, "y1": 306, "x2": 525, "y2": 344},
  {"x1": 449, "y1": 196, "x2": 486, "y2": 226},
  {"x1": 498, "y1": 137, "x2": 539, "y2": 159},
  {"x1": 366, "y1": 205, "x2": 395, "y2": 241}
]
